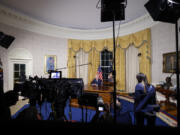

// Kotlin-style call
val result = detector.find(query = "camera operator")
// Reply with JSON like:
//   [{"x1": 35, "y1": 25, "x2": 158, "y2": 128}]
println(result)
[
  {"x1": 0, "y1": 90, "x2": 11, "y2": 121},
  {"x1": 134, "y1": 73, "x2": 159, "y2": 127},
  {"x1": 15, "y1": 96, "x2": 41, "y2": 120},
  {"x1": 111, "y1": 98, "x2": 132, "y2": 125},
  {"x1": 53, "y1": 79, "x2": 71, "y2": 121},
  {"x1": 0, "y1": 90, "x2": 18, "y2": 121},
  {"x1": 91, "y1": 103, "x2": 113, "y2": 124}
]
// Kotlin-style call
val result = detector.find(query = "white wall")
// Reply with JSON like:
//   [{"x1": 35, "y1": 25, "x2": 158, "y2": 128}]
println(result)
[
  {"x1": 151, "y1": 20, "x2": 180, "y2": 85},
  {"x1": 0, "y1": 46, "x2": 8, "y2": 92},
  {"x1": 0, "y1": 23, "x2": 68, "y2": 92}
]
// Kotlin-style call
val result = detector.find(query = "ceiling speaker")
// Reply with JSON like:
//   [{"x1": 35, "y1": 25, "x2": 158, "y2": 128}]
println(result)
[
  {"x1": 0, "y1": 32, "x2": 15, "y2": 49},
  {"x1": 145, "y1": 0, "x2": 180, "y2": 24},
  {"x1": 101, "y1": 0, "x2": 126, "y2": 22}
]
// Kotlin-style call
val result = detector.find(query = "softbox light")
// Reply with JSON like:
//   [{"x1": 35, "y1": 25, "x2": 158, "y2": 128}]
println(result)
[
  {"x1": 101, "y1": 0, "x2": 126, "y2": 22},
  {"x1": 144, "y1": 0, "x2": 180, "y2": 24}
]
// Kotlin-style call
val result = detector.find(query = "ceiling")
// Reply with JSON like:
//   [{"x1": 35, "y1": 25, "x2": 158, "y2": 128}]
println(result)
[{"x1": 0, "y1": 0, "x2": 149, "y2": 30}]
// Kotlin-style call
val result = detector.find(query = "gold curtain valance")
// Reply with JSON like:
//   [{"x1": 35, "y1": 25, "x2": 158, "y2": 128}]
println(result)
[{"x1": 68, "y1": 29, "x2": 150, "y2": 51}]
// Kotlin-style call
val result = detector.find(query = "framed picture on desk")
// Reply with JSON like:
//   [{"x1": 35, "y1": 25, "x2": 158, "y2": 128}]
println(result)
[
  {"x1": 163, "y1": 52, "x2": 180, "y2": 73},
  {"x1": 44, "y1": 55, "x2": 57, "y2": 74}
]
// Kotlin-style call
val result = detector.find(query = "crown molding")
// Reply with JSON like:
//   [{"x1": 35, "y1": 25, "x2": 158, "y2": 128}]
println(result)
[{"x1": 0, "y1": 4, "x2": 159, "y2": 40}]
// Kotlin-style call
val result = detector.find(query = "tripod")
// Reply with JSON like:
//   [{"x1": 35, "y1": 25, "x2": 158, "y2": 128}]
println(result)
[{"x1": 68, "y1": 96, "x2": 72, "y2": 122}]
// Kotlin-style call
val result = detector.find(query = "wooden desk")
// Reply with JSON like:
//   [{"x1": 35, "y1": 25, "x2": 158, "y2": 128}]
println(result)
[
  {"x1": 84, "y1": 85, "x2": 114, "y2": 105},
  {"x1": 156, "y1": 87, "x2": 176, "y2": 104},
  {"x1": 70, "y1": 85, "x2": 114, "y2": 109},
  {"x1": 156, "y1": 87, "x2": 177, "y2": 116},
  {"x1": 156, "y1": 87, "x2": 177, "y2": 112}
]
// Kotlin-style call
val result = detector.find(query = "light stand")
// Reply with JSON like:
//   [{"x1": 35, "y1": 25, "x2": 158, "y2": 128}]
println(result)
[
  {"x1": 85, "y1": 105, "x2": 88, "y2": 123},
  {"x1": 175, "y1": 20, "x2": 180, "y2": 127},
  {"x1": 112, "y1": 12, "x2": 117, "y2": 124},
  {"x1": 144, "y1": 0, "x2": 180, "y2": 127},
  {"x1": 100, "y1": 0, "x2": 126, "y2": 124},
  {"x1": 68, "y1": 96, "x2": 72, "y2": 122}
]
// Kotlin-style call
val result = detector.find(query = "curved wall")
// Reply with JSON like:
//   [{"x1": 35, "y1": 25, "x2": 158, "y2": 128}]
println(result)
[
  {"x1": 0, "y1": 4, "x2": 179, "y2": 92},
  {"x1": 0, "y1": 4, "x2": 158, "y2": 40}
]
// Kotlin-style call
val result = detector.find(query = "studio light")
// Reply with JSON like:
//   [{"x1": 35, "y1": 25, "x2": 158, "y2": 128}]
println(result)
[
  {"x1": 101, "y1": 0, "x2": 127, "y2": 22},
  {"x1": 144, "y1": 0, "x2": 180, "y2": 23}
]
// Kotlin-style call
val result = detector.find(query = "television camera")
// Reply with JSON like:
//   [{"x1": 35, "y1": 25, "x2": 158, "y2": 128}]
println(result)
[{"x1": 14, "y1": 71, "x2": 84, "y2": 120}]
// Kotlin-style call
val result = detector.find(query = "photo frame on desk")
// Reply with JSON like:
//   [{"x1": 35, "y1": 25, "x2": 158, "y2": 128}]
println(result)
[
  {"x1": 44, "y1": 55, "x2": 57, "y2": 74},
  {"x1": 163, "y1": 52, "x2": 180, "y2": 73}
]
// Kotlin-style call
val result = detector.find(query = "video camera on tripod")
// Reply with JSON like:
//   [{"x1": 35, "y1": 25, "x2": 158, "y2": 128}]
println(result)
[{"x1": 14, "y1": 71, "x2": 84, "y2": 120}]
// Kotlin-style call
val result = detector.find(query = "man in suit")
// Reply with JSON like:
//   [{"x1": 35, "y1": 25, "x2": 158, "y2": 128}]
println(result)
[{"x1": 91, "y1": 74, "x2": 103, "y2": 87}]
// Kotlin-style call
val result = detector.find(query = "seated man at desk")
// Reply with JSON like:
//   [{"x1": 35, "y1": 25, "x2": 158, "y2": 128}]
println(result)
[
  {"x1": 91, "y1": 66, "x2": 103, "y2": 87},
  {"x1": 108, "y1": 72, "x2": 114, "y2": 82},
  {"x1": 163, "y1": 76, "x2": 173, "y2": 90},
  {"x1": 91, "y1": 74, "x2": 103, "y2": 87}
]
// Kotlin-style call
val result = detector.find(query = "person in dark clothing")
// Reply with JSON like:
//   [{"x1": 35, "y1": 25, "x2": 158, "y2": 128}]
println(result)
[
  {"x1": 0, "y1": 90, "x2": 18, "y2": 121},
  {"x1": 15, "y1": 105, "x2": 40, "y2": 120},
  {"x1": 91, "y1": 74, "x2": 103, "y2": 87},
  {"x1": 91, "y1": 103, "x2": 113, "y2": 124},
  {"x1": 110, "y1": 97, "x2": 132, "y2": 126},
  {"x1": 15, "y1": 97, "x2": 41, "y2": 120},
  {"x1": 53, "y1": 80, "x2": 70, "y2": 121},
  {"x1": 98, "y1": 103, "x2": 114, "y2": 123},
  {"x1": 0, "y1": 91, "x2": 11, "y2": 121},
  {"x1": 134, "y1": 73, "x2": 158, "y2": 127},
  {"x1": 0, "y1": 59, "x2": 10, "y2": 121}
]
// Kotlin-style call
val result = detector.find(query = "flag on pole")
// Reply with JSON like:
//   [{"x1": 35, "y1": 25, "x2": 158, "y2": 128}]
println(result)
[{"x1": 97, "y1": 66, "x2": 103, "y2": 81}]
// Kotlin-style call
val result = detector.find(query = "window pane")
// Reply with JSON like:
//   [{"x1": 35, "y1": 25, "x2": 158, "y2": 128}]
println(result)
[
  {"x1": 20, "y1": 64, "x2": 25, "y2": 71},
  {"x1": 14, "y1": 64, "x2": 19, "y2": 71},
  {"x1": 101, "y1": 54, "x2": 105, "y2": 60},
  {"x1": 110, "y1": 54, "x2": 113, "y2": 60},
  {"x1": 101, "y1": 60, "x2": 105, "y2": 66},
  {"x1": 105, "y1": 54, "x2": 108, "y2": 60},
  {"x1": 14, "y1": 72, "x2": 20, "y2": 78},
  {"x1": 100, "y1": 49, "x2": 112, "y2": 82},
  {"x1": 105, "y1": 61, "x2": 109, "y2": 66}
]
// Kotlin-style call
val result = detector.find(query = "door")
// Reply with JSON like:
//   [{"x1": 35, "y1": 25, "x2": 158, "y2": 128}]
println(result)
[{"x1": 9, "y1": 59, "x2": 32, "y2": 90}]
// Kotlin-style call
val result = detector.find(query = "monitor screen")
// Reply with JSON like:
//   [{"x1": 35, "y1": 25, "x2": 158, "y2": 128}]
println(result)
[
  {"x1": 98, "y1": 106, "x2": 104, "y2": 112},
  {"x1": 50, "y1": 71, "x2": 61, "y2": 79}
]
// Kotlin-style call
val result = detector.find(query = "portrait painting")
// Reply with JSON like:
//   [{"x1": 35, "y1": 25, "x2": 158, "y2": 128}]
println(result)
[
  {"x1": 163, "y1": 52, "x2": 180, "y2": 73},
  {"x1": 44, "y1": 55, "x2": 57, "y2": 74}
]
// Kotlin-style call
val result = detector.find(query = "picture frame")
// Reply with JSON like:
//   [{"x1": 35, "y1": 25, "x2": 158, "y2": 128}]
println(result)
[
  {"x1": 44, "y1": 55, "x2": 57, "y2": 74},
  {"x1": 163, "y1": 52, "x2": 180, "y2": 73}
]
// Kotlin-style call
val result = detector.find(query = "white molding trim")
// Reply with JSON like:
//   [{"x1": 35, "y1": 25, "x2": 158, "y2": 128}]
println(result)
[{"x1": 0, "y1": 4, "x2": 159, "y2": 40}]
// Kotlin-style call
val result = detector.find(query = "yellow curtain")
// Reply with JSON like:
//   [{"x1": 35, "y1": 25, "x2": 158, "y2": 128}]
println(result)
[
  {"x1": 88, "y1": 48, "x2": 100, "y2": 84},
  {"x1": 115, "y1": 47, "x2": 126, "y2": 91},
  {"x1": 67, "y1": 28, "x2": 151, "y2": 92}
]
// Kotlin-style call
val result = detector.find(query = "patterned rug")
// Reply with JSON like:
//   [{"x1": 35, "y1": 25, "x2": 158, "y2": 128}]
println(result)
[{"x1": 11, "y1": 96, "x2": 177, "y2": 127}]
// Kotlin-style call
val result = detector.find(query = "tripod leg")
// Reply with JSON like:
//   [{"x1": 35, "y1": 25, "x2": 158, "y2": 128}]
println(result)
[{"x1": 69, "y1": 96, "x2": 72, "y2": 122}]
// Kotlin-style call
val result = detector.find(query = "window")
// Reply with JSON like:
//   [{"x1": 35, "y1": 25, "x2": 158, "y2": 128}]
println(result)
[
  {"x1": 100, "y1": 49, "x2": 113, "y2": 82},
  {"x1": 14, "y1": 64, "x2": 26, "y2": 84}
]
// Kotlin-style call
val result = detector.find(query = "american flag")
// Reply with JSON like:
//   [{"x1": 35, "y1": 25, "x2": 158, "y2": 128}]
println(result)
[{"x1": 97, "y1": 66, "x2": 103, "y2": 81}]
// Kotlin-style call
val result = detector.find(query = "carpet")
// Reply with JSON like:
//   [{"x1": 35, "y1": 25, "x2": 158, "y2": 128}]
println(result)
[{"x1": 11, "y1": 96, "x2": 177, "y2": 127}]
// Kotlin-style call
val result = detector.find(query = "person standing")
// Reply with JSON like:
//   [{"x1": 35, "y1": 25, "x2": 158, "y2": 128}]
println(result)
[{"x1": 134, "y1": 73, "x2": 157, "y2": 127}]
